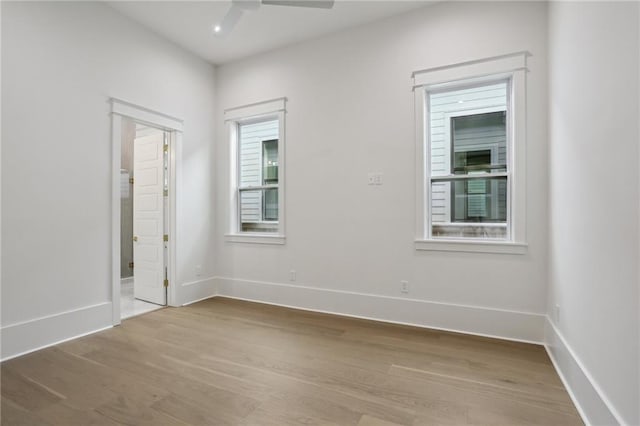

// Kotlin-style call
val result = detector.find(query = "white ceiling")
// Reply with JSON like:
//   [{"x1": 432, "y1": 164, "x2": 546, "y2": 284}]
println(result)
[{"x1": 107, "y1": 1, "x2": 434, "y2": 65}]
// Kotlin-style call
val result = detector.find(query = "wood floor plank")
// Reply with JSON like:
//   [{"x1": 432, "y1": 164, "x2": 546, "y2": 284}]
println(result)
[
  {"x1": 94, "y1": 394, "x2": 188, "y2": 426},
  {"x1": 1, "y1": 396, "x2": 54, "y2": 426},
  {"x1": 151, "y1": 393, "x2": 246, "y2": 426},
  {"x1": 0, "y1": 365, "x2": 65, "y2": 412},
  {"x1": 359, "y1": 414, "x2": 407, "y2": 426},
  {"x1": 1, "y1": 297, "x2": 582, "y2": 425},
  {"x1": 187, "y1": 353, "x2": 418, "y2": 425},
  {"x1": 3, "y1": 350, "x2": 120, "y2": 410},
  {"x1": 239, "y1": 394, "x2": 355, "y2": 426},
  {"x1": 34, "y1": 402, "x2": 124, "y2": 426},
  {"x1": 76, "y1": 338, "x2": 263, "y2": 422},
  {"x1": 388, "y1": 364, "x2": 574, "y2": 413}
]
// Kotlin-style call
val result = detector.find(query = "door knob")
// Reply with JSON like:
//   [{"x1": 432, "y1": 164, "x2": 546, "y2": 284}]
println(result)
[{"x1": 133, "y1": 236, "x2": 138, "y2": 242}]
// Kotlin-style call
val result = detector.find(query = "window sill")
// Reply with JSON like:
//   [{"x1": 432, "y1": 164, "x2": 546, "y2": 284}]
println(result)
[
  {"x1": 224, "y1": 234, "x2": 286, "y2": 245},
  {"x1": 415, "y1": 239, "x2": 527, "y2": 255}
]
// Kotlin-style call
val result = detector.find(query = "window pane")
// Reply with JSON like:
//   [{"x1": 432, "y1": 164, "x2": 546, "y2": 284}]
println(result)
[
  {"x1": 452, "y1": 111, "x2": 506, "y2": 174},
  {"x1": 263, "y1": 188, "x2": 278, "y2": 221},
  {"x1": 429, "y1": 82, "x2": 508, "y2": 177},
  {"x1": 262, "y1": 139, "x2": 278, "y2": 185},
  {"x1": 240, "y1": 188, "x2": 278, "y2": 232},
  {"x1": 431, "y1": 177, "x2": 507, "y2": 239},
  {"x1": 240, "y1": 189, "x2": 261, "y2": 224},
  {"x1": 238, "y1": 118, "x2": 279, "y2": 234},
  {"x1": 239, "y1": 119, "x2": 279, "y2": 187},
  {"x1": 427, "y1": 81, "x2": 509, "y2": 240}
]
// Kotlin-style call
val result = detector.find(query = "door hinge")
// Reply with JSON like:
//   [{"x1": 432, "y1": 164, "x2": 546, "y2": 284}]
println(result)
[
  {"x1": 129, "y1": 177, "x2": 134, "y2": 184},
  {"x1": 128, "y1": 262, "x2": 134, "y2": 269},
  {"x1": 163, "y1": 189, "x2": 168, "y2": 197},
  {"x1": 163, "y1": 144, "x2": 169, "y2": 153},
  {"x1": 163, "y1": 279, "x2": 169, "y2": 288},
  {"x1": 163, "y1": 234, "x2": 169, "y2": 242}
]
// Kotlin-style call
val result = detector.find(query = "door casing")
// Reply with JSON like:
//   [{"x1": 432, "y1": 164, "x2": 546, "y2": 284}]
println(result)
[{"x1": 111, "y1": 98, "x2": 182, "y2": 325}]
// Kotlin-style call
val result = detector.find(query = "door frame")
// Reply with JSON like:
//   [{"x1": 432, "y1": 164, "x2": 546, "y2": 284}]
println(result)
[{"x1": 111, "y1": 98, "x2": 182, "y2": 326}]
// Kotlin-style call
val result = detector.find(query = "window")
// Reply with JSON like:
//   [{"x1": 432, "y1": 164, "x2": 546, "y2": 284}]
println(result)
[
  {"x1": 430, "y1": 83, "x2": 508, "y2": 239},
  {"x1": 225, "y1": 98, "x2": 286, "y2": 244},
  {"x1": 413, "y1": 53, "x2": 528, "y2": 254},
  {"x1": 238, "y1": 120, "x2": 279, "y2": 232}
]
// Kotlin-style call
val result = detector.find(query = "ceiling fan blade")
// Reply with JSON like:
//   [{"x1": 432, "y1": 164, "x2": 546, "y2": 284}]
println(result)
[
  {"x1": 214, "y1": 4, "x2": 244, "y2": 37},
  {"x1": 262, "y1": 0, "x2": 335, "y2": 9}
]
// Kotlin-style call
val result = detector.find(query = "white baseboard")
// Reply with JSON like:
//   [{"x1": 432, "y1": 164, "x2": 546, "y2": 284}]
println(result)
[
  {"x1": 179, "y1": 276, "x2": 217, "y2": 306},
  {"x1": 544, "y1": 316, "x2": 625, "y2": 426},
  {"x1": 214, "y1": 277, "x2": 545, "y2": 344},
  {"x1": 0, "y1": 302, "x2": 113, "y2": 361}
]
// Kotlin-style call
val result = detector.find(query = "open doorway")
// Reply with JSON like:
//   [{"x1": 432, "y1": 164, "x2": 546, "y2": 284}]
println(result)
[
  {"x1": 111, "y1": 98, "x2": 181, "y2": 325},
  {"x1": 120, "y1": 119, "x2": 167, "y2": 319}
]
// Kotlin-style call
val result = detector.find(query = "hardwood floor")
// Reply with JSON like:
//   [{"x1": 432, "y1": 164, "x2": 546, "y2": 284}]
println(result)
[{"x1": 1, "y1": 298, "x2": 582, "y2": 425}]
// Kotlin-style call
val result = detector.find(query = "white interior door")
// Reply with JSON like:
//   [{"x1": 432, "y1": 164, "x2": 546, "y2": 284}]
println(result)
[{"x1": 133, "y1": 132, "x2": 166, "y2": 305}]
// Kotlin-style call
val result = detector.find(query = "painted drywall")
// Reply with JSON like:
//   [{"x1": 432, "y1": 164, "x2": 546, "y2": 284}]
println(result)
[
  {"x1": 1, "y1": 2, "x2": 216, "y2": 333},
  {"x1": 214, "y1": 1, "x2": 549, "y2": 339},
  {"x1": 547, "y1": 2, "x2": 640, "y2": 424}
]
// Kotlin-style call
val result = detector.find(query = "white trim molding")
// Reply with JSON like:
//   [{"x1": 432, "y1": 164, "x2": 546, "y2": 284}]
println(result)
[
  {"x1": 544, "y1": 317, "x2": 626, "y2": 426},
  {"x1": 414, "y1": 52, "x2": 528, "y2": 252},
  {"x1": 214, "y1": 277, "x2": 545, "y2": 343},
  {"x1": 415, "y1": 239, "x2": 528, "y2": 254},
  {"x1": 111, "y1": 98, "x2": 184, "y2": 132},
  {"x1": 0, "y1": 302, "x2": 113, "y2": 361},
  {"x1": 413, "y1": 51, "x2": 530, "y2": 88},
  {"x1": 226, "y1": 97, "x2": 287, "y2": 243},
  {"x1": 178, "y1": 276, "x2": 218, "y2": 307},
  {"x1": 110, "y1": 99, "x2": 183, "y2": 324},
  {"x1": 224, "y1": 234, "x2": 286, "y2": 245},
  {"x1": 224, "y1": 97, "x2": 286, "y2": 122}
]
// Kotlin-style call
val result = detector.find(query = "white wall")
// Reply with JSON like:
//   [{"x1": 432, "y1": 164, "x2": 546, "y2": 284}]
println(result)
[
  {"x1": 1, "y1": 1, "x2": 216, "y2": 358},
  {"x1": 547, "y1": 2, "x2": 640, "y2": 425},
  {"x1": 214, "y1": 1, "x2": 549, "y2": 341}
]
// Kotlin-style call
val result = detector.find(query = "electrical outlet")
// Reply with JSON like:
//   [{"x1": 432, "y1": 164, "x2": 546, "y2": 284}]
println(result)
[
  {"x1": 289, "y1": 270, "x2": 296, "y2": 281},
  {"x1": 400, "y1": 280, "x2": 409, "y2": 294},
  {"x1": 555, "y1": 304, "x2": 560, "y2": 323},
  {"x1": 195, "y1": 265, "x2": 202, "y2": 277},
  {"x1": 368, "y1": 173, "x2": 383, "y2": 185}
]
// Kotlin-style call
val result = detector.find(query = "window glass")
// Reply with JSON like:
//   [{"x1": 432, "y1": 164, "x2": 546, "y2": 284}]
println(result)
[
  {"x1": 238, "y1": 119, "x2": 279, "y2": 232},
  {"x1": 262, "y1": 139, "x2": 278, "y2": 184},
  {"x1": 428, "y1": 81, "x2": 509, "y2": 239}
]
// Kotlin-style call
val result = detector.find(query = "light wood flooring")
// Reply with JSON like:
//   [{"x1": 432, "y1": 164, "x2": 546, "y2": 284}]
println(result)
[{"x1": 1, "y1": 297, "x2": 582, "y2": 425}]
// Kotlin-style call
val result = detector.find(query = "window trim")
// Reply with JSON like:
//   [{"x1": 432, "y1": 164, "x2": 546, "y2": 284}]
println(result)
[
  {"x1": 413, "y1": 52, "x2": 528, "y2": 254},
  {"x1": 224, "y1": 98, "x2": 286, "y2": 244}
]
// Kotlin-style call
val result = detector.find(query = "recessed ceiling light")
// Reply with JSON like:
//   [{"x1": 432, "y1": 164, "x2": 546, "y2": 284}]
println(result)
[{"x1": 213, "y1": 25, "x2": 222, "y2": 33}]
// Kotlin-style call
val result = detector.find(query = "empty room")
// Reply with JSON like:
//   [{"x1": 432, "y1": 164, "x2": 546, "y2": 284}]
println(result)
[{"x1": 1, "y1": 1, "x2": 639, "y2": 425}]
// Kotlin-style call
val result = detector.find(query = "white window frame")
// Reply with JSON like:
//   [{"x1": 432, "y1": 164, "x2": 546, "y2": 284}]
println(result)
[
  {"x1": 413, "y1": 52, "x2": 529, "y2": 254},
  {"x1": 224, "y1": 98, "x2": 286, "y2": 245}
]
